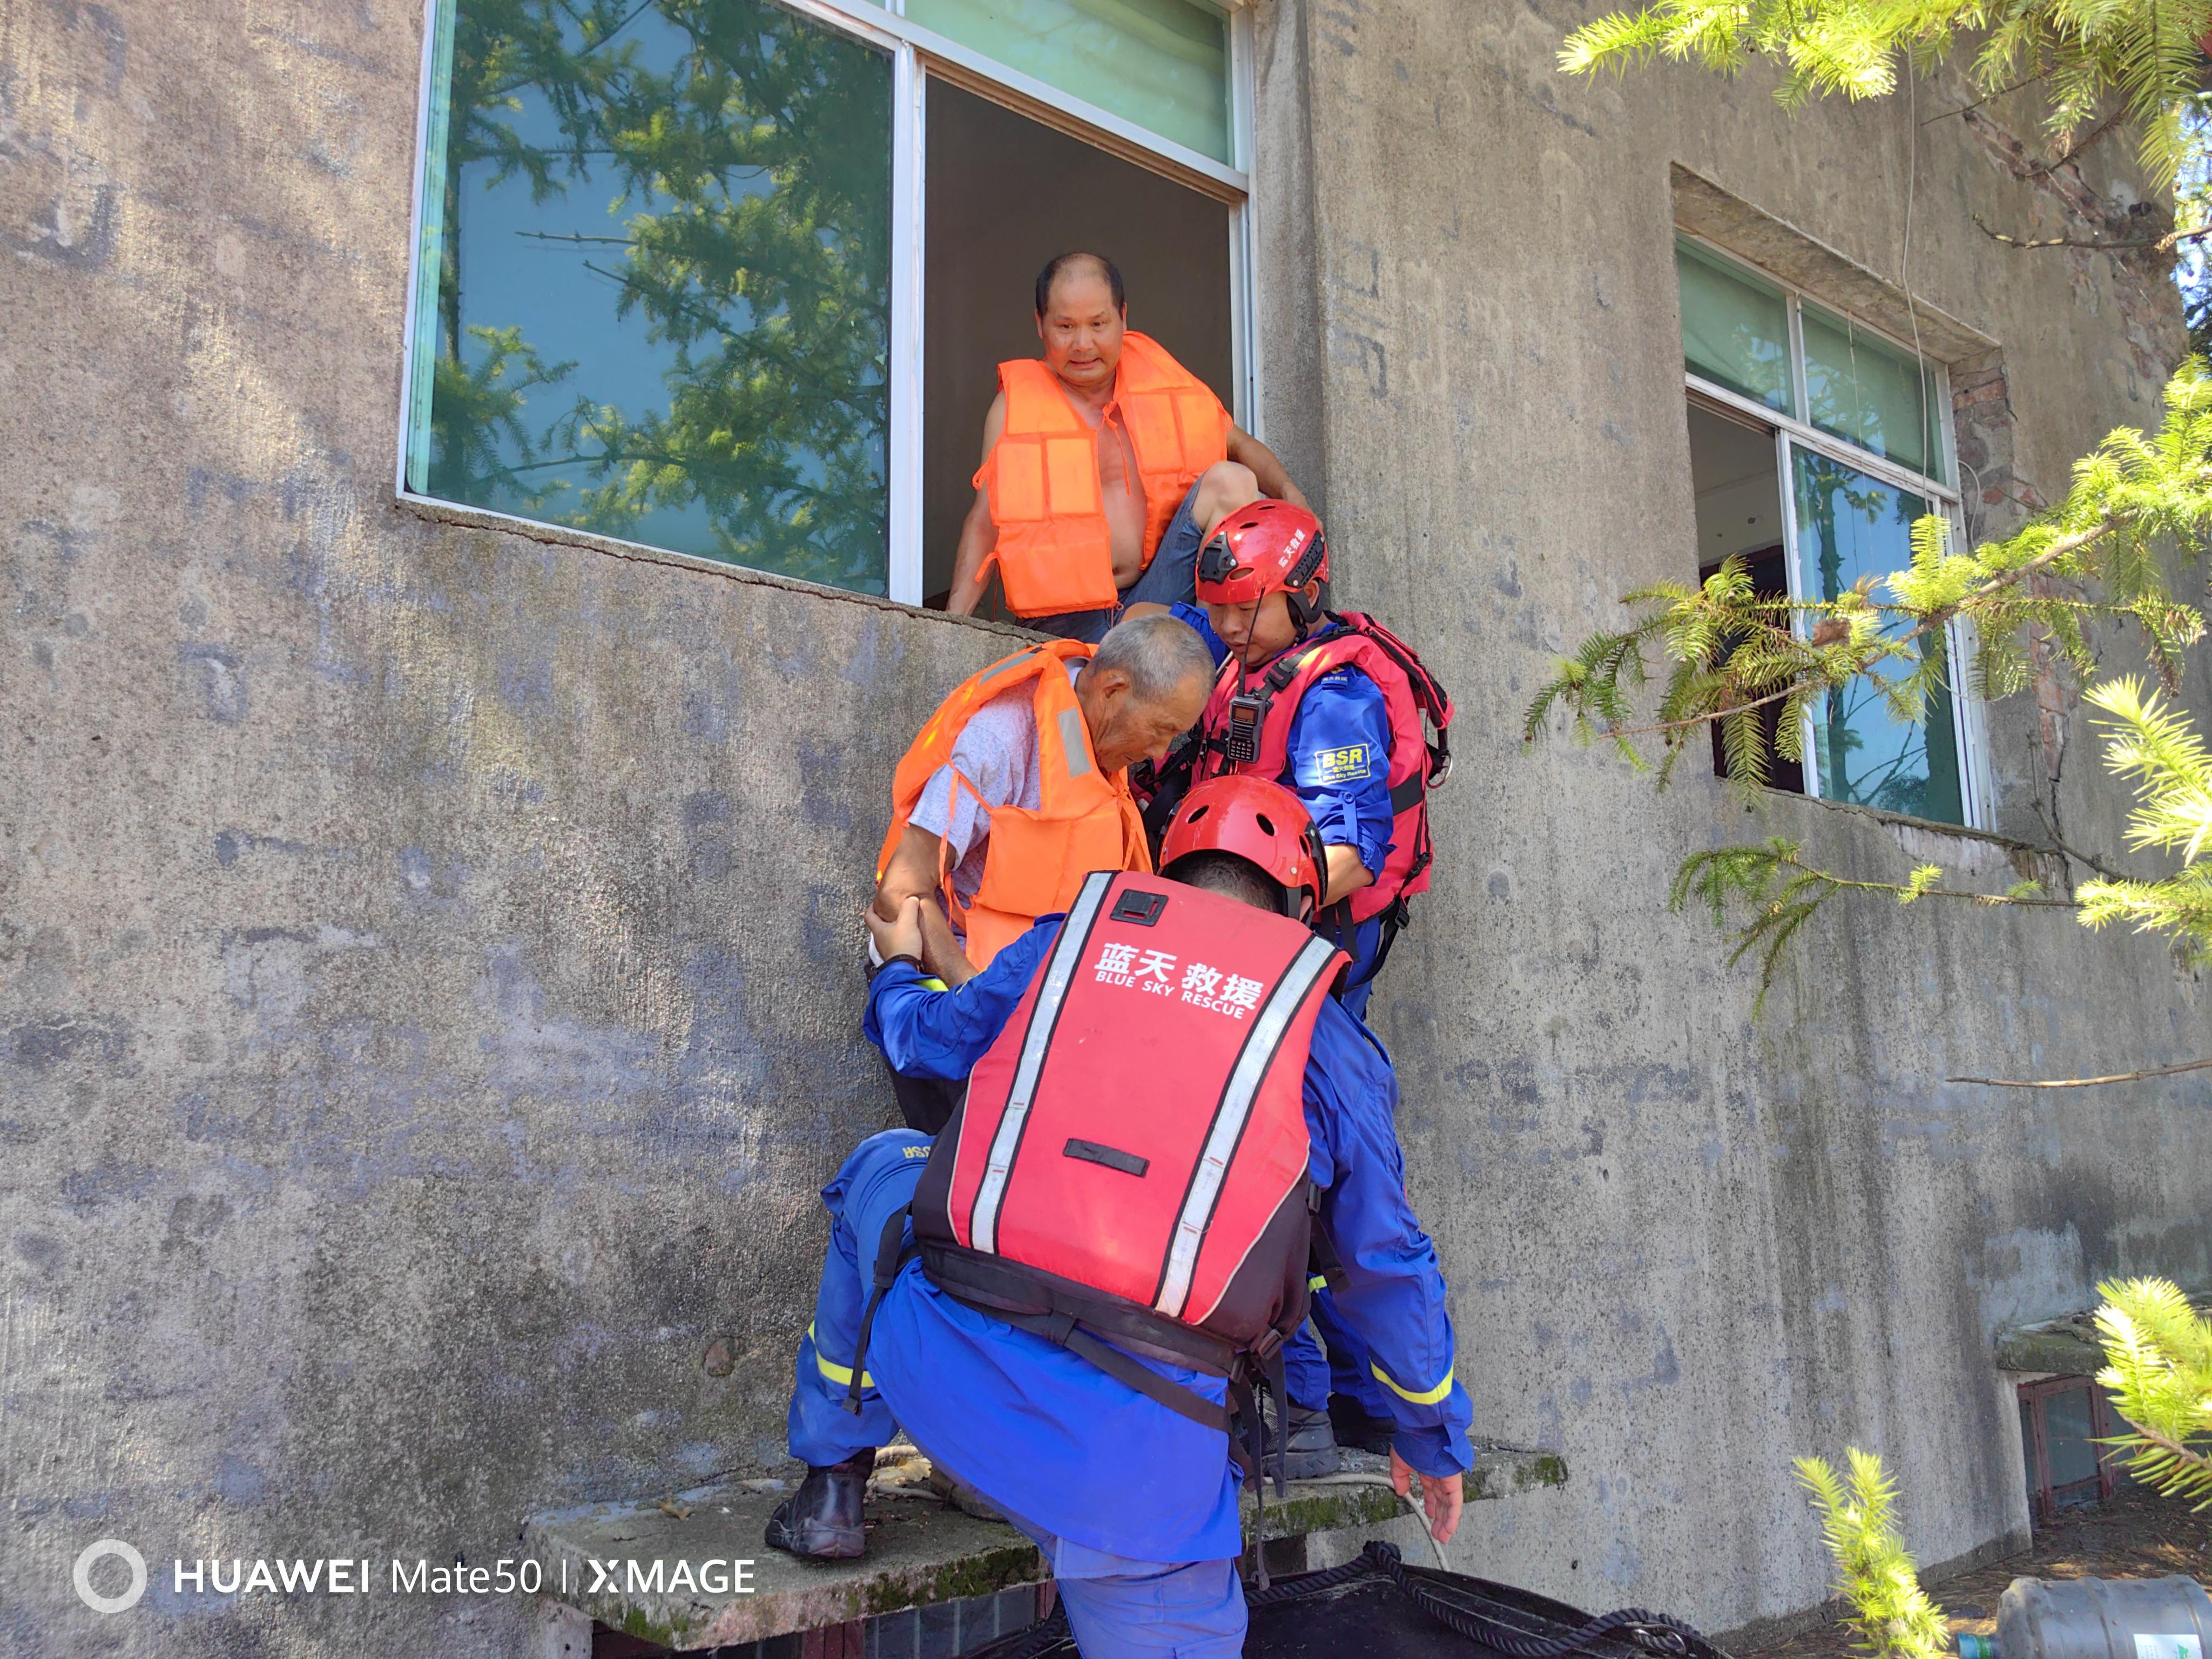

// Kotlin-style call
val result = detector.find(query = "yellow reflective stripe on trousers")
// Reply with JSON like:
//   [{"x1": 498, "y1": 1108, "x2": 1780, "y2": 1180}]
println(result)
[
  {"x1": 1371, "y1": 1361, "x2": 1454, "y2": 1405},
  {"x1": 808, "y1": 1322, "x2": 873, "y2": 1388}
]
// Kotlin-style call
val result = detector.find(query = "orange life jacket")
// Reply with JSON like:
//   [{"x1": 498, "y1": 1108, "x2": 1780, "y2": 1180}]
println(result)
[
  {"x1": 879, "y1": 640, "x2": 1151, "y2": 970},
  {"x1": 973, "y1": 333, "x2": 1233, "y2": 618}
]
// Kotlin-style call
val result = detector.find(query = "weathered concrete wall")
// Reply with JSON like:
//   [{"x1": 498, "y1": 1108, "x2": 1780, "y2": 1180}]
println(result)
[
  {"x1": 3, "y1": 0, "x2": 2206, "y2": 1654},
  {"x1": 1257, "y1": 0, "x2": 2208, "y2": 1643}
]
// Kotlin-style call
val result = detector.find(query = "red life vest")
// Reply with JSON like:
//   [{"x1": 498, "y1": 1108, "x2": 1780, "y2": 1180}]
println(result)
[
  {"x1": 913, "y1": 870, "x2": 1345, "y2": 1362},
  {"x1": 1195, "y1": 613, "x2": 1454, "y2": 925}
]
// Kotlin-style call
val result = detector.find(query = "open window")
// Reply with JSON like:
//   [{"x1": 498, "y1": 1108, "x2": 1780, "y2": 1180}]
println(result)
[
  {"x1": 397, "y1": 0, "x2": 1250, "y2": 607},
  {"x1": 1674, "y1": 235, "x2": 1986, "y2": 827}
]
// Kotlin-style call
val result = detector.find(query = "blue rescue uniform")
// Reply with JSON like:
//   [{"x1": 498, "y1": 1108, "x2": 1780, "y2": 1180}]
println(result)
[
  {"x1": 786, "y1": 918, "x2": 1473, "y2": 1658},
  {"x1": 1170, "y1": 603, "x2": 1395, "y2": 1020}
]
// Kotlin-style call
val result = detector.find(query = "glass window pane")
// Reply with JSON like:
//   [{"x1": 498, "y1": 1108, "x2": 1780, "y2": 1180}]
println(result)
[
  {"x1": 906, "y1": 0, "x2": 1230, "y2": 163},
  {"x1": 1802, "y1": 302, "x2": 1944, "y2": 482},
  {"x1": 2042, "y1": 1385, "x2": 2101, "y2": 1491},
  {"x1": 410, "y1": 0, "x2": 893, "y2": 595},
  {"x1": 1676, "y1": 239, "x2": 1794, "y2": 416},
  {"x1": 1790, "y1": 447, "x2": 1965, "y2": 824}
]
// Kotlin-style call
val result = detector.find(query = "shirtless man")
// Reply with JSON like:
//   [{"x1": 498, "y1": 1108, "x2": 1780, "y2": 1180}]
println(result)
[{"x1": 946, "y1": 252, "x2": 1308, "y2": 643}]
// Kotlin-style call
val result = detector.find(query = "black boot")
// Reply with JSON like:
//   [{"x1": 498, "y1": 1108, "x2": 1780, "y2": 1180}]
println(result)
[
  {"x1": 1279, "y1": 1404, "x2": 1341, "y2": 1479},
  {"x1": 764, "y1": 1449, "x2": 873, "y2": 1560},
  {"x1": 1327, "y1": 1393, "x2": 1398, "y2": 1457}
]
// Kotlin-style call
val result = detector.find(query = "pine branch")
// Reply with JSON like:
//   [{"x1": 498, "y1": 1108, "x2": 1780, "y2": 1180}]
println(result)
[{"x1": 1947, "y1": 1056, "x2": 2212, "y2": 1086}]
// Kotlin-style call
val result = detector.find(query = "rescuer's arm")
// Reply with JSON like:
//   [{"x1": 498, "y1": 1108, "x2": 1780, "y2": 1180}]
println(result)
[
  {"x1": 946, "y1": 393, "x2": 1009, "y2": 616},
  {"x1": 1303, "y1": 1004, "x2": 1475, "y2": 1506},
  {"x1": 1227, "y1": 426, "x2": 1310, "y2": 512},
  {"x1": 863, "y1": 915, "x2": 1062, "y2": 1081},
  {"x1": 1286, "y1": 669, "x2": 1394, "y2": 904}
]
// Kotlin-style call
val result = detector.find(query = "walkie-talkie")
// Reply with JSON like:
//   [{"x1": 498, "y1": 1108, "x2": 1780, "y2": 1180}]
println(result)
[{"x1": 1224, "y1": 690, "x2": 1266, "y2": 764}]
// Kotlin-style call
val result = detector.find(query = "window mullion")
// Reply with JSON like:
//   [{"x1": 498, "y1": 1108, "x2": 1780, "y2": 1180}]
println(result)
[
  {"x1": 1787, "y1": 293, "x2": 1808, "y2": 423},
  {"x1": 886, "y1": 44, "x2": 927, "y2": 606},
  {"x1": 1776, "y1": 430, "x2": 1823, "y2": 801}
]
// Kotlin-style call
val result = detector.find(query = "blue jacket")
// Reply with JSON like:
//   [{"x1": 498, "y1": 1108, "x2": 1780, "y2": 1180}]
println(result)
[
  {"x1": 861, "y1": 916, "x2": 1473, "y2": 1563},
  {"x1": 1171, "y1": 602, "x2": 1395, "y2": 880}
]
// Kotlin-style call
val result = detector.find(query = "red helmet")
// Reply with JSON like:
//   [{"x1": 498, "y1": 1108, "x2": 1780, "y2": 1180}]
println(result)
[
  {"x1": 1195, "y1": 501, "x2": 1328, "y2": 609},
  {"x1": 1158, "y1": 775, "x2": 1327, "y2": 921}
]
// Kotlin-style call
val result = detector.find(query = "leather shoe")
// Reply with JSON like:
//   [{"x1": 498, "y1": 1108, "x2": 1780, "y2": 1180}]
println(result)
[
  {"x1": 764, "y1": 1449, "x2": 873, "y2": 1560},
  {"x1": 1327, "y1": 1393, "x2": 1398, "y2": 1457},
  {"x1": 1279, "y1": 1404, "x2": 1341, "y2": 1479}
]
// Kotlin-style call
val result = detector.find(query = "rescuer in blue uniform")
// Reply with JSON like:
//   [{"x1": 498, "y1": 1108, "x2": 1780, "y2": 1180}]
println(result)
[
  {"x1": 1139, "y1": 501, "x2": 1456, "y2": 1477},
  {"x1": 767, "y1": 780, "x2": 1471, "y2": 1659}
]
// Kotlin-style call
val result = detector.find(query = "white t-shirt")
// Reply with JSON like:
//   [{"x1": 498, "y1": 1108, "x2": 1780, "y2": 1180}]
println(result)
[{"x1": 908, "y1": 660, "x2": 1085, "y2": 933}]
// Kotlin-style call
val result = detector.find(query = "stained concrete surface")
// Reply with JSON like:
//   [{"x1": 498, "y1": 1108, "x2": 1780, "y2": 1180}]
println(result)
[{"x1": 4, "y1": 0, "x2": 2208, "y2": 1655}]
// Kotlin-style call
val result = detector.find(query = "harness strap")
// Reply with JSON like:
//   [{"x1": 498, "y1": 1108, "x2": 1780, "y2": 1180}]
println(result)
[
  {"x1": 1388, "y1": 774, "x2": 1425, "y2": 815},
  {"x1": 984, "y1": 1304, "x2": 1233, "y2": 1435},
  {"x1": 844, "y1": 1206, "x2": 919, "y2": 1415}
]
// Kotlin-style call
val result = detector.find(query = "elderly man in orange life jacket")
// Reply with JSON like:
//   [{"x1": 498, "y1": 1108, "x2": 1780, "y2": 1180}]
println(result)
[
  {"x1": 944, "y1": 251, "x2": 1308, "y2": 643},
  {"x1": 871, "y1": 612, "x2": 1217, "y2": 1135}
]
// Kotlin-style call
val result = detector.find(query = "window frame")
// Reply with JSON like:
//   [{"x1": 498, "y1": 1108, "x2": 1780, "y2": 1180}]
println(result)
[
  {"x1": 394, "y1": 0, "x2": 1259, "y2": 608},
  {"x1": 1678, "y1": 234, "x2": 1993, "y2": 831}
]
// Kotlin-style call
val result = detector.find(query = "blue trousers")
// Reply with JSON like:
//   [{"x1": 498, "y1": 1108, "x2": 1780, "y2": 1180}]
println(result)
[
  {"x1": 1281, "y1": 1290, "x2": 1391, "y2": 1417},
  {"x1": 786, "y1": 1131, "x2": 1247, "y2": 1659},
  {"x1": 1029, "y1": 480, "x2": 1208, "y2": 644}
]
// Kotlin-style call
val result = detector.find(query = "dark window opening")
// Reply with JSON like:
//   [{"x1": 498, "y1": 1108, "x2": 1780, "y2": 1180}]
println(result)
[
  {"x1": 1687, "y1": 398, "x2": 1804, "y2": 795},
  {"x1": 922, "y1": 78, "x2": 1235, "y2": 612}
]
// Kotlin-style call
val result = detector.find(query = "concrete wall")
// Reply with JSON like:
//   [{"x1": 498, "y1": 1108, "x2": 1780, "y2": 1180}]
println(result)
[{"x1": 2, "y1": 2, "x2": 2204, "y2": 1656}]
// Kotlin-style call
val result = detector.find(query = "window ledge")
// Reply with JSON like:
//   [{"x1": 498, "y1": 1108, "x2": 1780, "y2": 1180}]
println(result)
[
  {"x1": 1743, "y1": 787, "x2": 2069, "y2": 886},
  {"x1": 392, "y1": 492, "x2": 1041, "y2": 646}
]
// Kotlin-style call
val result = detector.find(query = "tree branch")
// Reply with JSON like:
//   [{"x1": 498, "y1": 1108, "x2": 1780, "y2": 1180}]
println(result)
[
  {"x1": 1946, "y1": 1056, "x2": 2212, "y2": 1087},
  {"x1": 1972, "y1": 213, "x2": 2166, "y2": 252}
]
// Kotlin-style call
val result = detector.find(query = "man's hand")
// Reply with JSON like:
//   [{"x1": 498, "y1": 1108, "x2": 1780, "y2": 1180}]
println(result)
[
  {"x1": 867, "y1": 894, "x2": 926, "y2": 966},
  {"x1": 1390, "y1": 1447, "x2": 1464, "y2": 1546}
]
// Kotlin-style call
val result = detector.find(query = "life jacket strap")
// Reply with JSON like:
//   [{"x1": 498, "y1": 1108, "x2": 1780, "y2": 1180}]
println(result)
[{"x1": 845, "y1": 1205, "x2": 921, "y2": 1415}]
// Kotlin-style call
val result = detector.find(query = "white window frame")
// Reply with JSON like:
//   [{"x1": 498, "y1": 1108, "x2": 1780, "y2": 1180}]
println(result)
[
  {"x1": 1678, "y1": 233, "x2": 1992, "y2": 831},
  {"x1": 395, "y1": 0, "x2": 1258, "y2": 609}
]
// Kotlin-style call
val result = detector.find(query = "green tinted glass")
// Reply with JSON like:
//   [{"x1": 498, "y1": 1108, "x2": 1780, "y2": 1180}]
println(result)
[
  {"x1": 1676, "y1": 239, "x2": 1793, "y2": 416},
  {"x1": 1791, "y1": 448, "x2": 1963, "y2": 824},
  {"x1": 1802, "y1": 302, "x2": 1944, "y2": 482},
  {"x1": 409, "y1": 0, "x2": 893, "y2": 594},
  {"x1": 906, "y1": 0, "x2": 1230, "y2": 163}
]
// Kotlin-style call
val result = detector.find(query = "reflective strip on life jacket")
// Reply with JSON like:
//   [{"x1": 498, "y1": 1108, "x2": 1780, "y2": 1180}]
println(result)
[
  {"x1": 1155, "y1": 929, "x2": 1341, "y2": 1320},
  {"x1": 974, "y1": 333, "x2": 1231, "y2": 618},
  {"x1": 969, "y1": 873, "x2": 1115, "y2": 1256}
]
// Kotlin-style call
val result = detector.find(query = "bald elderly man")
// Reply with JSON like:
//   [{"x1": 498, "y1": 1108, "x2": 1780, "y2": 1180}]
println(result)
[{"x1": 946, "y1": 251, "x2": 1307, "y2": 642}]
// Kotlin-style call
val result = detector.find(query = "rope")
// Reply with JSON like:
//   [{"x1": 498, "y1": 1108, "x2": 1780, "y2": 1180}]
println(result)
[{"x1": 1370, "y1": 1542, "x2": 1711, "y2": 1659}]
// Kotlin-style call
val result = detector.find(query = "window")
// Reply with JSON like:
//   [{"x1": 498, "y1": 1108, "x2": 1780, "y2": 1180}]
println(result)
[
  {"x1": 2018, "y1": 1377, "x2": 2121, "y2": 1521},
  {"x1": 399, "y1": 0, "x2": 1251, "y2": 603},
  {"x1": 1677, "y1": 235, "x2": 1987, "y2": 828}
]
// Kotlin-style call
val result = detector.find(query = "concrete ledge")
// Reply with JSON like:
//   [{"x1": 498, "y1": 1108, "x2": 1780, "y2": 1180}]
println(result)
[
  {"x1": 523, "y1": 1446, "x2": 1567, "y2": 1650},
  {"x1": 1995, "y1": 1312, "x2": 2106, "y2": 1377}
]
